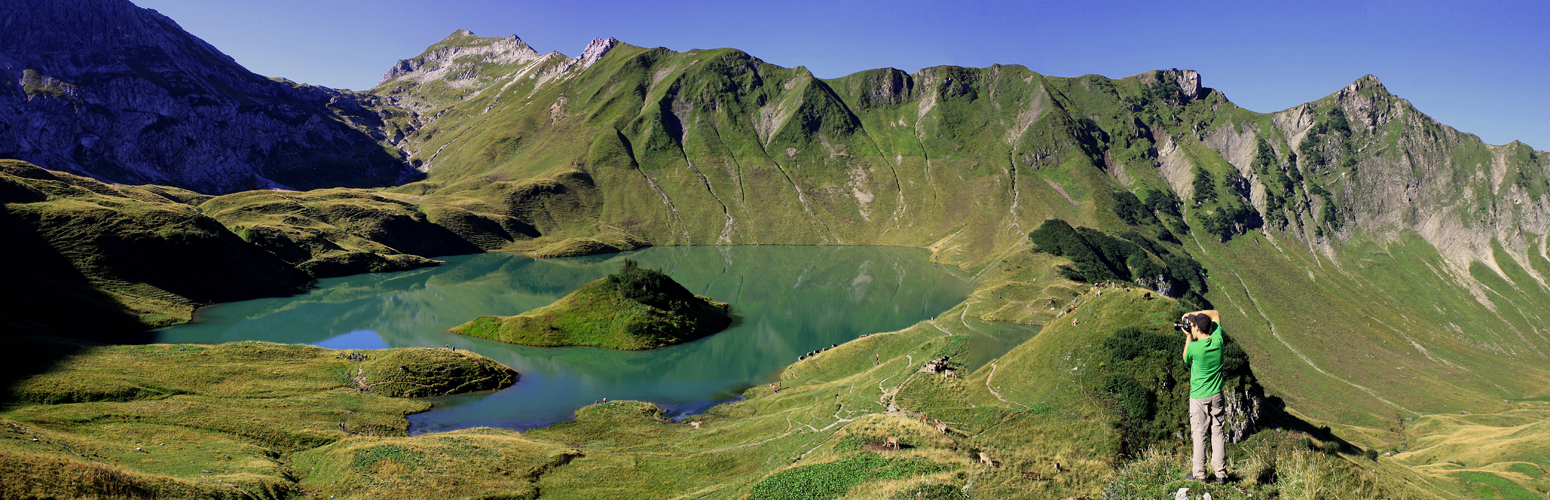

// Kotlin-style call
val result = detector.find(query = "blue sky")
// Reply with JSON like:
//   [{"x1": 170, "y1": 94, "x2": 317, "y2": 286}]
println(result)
[{"x1": 136, "y1": 0, "x2": 1548, "y2": 149}]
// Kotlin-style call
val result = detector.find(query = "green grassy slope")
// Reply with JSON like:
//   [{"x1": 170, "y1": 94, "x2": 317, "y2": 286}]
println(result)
[
  {"x1": 0, "y1": 160, "x2": 308, "y2": 335},
  {"x1": 0, "y1": 339, "x2": 515, "y2": 499},
  {"x1": 199, "y1": 188, "x2": 474, "y2": 278}
]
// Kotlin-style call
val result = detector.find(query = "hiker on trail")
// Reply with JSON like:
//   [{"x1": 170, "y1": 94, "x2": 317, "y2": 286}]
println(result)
[{"x1": 1182, "y1": 309, "x2": 1226, "y2": 483}]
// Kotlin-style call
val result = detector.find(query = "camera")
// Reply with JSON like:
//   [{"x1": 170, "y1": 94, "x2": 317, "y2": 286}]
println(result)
[{"x1": 1173, "y1": 321, "x2": 1191, "y2": 330}]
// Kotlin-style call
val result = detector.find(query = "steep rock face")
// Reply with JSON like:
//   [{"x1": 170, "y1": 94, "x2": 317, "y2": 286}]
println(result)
[
  {"x1": 0, "y1": 0, "x2": 418, "y2": 194},
  {"x1": 1239, "y1": 76, "x2": 1550, "y2": 296},
  {"x1": 579, "y1": 37, "x2": 617, "y2": 68}
]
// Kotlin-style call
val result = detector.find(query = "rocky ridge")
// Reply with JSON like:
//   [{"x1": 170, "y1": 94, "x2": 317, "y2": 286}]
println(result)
[{"x1": 0, "y1": 0, "x2": 418, "y2": 194}]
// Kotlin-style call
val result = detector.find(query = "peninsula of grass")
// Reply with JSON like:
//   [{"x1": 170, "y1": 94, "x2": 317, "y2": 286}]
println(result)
[{"x1": 451, "y1": 259, "x2": 731, "y2": 350}]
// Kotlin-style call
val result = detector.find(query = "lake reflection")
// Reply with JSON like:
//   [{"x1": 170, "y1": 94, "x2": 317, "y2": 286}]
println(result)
[{"x1": 156, "y1": 246, "x2": 970, "y2": 433}]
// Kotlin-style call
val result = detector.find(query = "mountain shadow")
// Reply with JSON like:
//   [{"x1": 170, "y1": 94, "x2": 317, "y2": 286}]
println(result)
[{"x1": 0, "y1": 0, "x2": 421, "y2": 194}]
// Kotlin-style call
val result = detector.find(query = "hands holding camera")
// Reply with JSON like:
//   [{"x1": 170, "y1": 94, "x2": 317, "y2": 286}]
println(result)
[{"x1": 1178, "y1": 310, "x2": 1221, "y2": 341}]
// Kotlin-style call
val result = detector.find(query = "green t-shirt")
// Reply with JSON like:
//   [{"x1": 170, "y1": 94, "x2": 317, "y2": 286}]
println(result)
[{"x1": 1184, "y1": 323, "x2": 1225, "y2": 399}]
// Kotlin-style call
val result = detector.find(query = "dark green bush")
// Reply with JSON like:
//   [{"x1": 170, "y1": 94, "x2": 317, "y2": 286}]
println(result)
[
  {"x1": 1142, "y1": 188, "x2": 1182, "y2": 217},
  {"x1": 1104, "y1": 326, "x2": 1177, "y2": 362},
  {"x1": 1111, "y1": 190, "x2": 1156, "y2": 226},
  {"x1": 607, "y1": 259, "x2": 695, "y2": 312},
  {"x1": 1101, "y1": 374, "x2": 1155, "y2": 421},
  {"x1": 1191, "y1": 167, "x2": 1217, "y2": 206}
]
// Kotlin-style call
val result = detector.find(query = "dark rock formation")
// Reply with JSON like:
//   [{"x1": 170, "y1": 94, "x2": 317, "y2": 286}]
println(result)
[{"x1": 0, "y1": 0, "x2": 419, "y2": 194}]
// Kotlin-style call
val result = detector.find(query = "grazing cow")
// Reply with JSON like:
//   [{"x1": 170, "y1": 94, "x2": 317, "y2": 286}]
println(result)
[
  {"x1": 1054, "y1": 462, "x2": 1063, "y2": 472},
  {"x1": 690, "y1": 421, "x2": 701, "y2": 429},
  {"x1": 978, "y1": 452, "x2": 997, "y2": 467},
  {"x1": 885, "y1": 436, "x2": 899, "y2": 450},
  {"x1": 934, "y1": 419, "x2": 949, "y2": 435},
  {"x1": 942, "y1": 368, "x2": 957, "y2": 379},
  {"x1": 1024, "y1": 471, "x2": 1041, "y2": 480}
]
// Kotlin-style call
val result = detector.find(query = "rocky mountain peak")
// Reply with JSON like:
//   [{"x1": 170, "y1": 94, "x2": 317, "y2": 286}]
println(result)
[
  {"x1": 580, "y1": 37, "x2": 619, "y2": 68},
  {"x1": 1338, "y1": 74, "x2": 1387, "y2": 98},
  {"x1": 378, "y1": 31, "x2": 542, "y2": 86},
  {"x1": 1175, "y1": 69, "x2": 1202, "y2": 100}
]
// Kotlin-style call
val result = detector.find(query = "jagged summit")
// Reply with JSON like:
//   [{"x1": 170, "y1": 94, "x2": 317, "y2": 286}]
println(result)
[
  {"x1": 377, "y1": 30, "x2": 543, "y2": 85},
  {"x1": 580, "y1": 37, "x2": 618, "y2": 68},
  {"x1": 1335, "y1": 74, "x2": 1389, "y2": 99}
]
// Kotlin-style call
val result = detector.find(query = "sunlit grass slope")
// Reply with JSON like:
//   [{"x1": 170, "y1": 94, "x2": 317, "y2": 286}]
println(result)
[{"x1": 0, "y1": 338, "x2": 514, "y2": 499}]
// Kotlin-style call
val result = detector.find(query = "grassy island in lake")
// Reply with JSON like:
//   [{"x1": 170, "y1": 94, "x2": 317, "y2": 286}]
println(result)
[{"x1": 451, "y1": 259, "x2": 732, "y2": 350}]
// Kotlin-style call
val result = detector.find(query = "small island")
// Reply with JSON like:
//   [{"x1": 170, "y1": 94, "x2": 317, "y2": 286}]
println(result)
[{"x1": 450, "y1": 259, "x2": 732, "y2": 350}]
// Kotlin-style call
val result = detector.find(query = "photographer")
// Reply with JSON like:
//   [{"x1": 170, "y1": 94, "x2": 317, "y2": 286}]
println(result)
[{"x1": 1180, "y1": 309, "x2": 1226, "y2": 483}]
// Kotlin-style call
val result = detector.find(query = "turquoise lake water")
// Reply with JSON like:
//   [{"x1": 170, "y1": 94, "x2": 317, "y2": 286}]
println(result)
[{"x1": 156, "y1": 246, "x2": 980, "y2": 433}]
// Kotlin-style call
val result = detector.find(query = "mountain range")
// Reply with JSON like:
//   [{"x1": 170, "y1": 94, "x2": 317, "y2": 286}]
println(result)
[{"x1": 2, "y1": 0, "x2": 1548, "y2": 498}]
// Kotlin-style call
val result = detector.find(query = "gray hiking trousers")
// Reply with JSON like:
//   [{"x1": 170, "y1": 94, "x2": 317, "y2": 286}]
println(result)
[{"x1": 1190, "y1": 392, "x2": 1225, "y2": 479}]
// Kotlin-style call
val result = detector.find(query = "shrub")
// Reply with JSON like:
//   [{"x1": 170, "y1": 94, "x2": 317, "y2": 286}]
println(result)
[
  {"x1": 1101, "y1": 374, "x2": 1155, "y2": 421},
  {"x1": 1364, "y1": 448, "x2": 1379, "y2": 461},
  {"x1": 1111, "y1": 190, "x2": 1156, "y2": 226},
  {"x1": 606, "y1": 259, "x2": 694, "y2": 312},
  {"x1": 1105, "y1": 326, "x2": 1177, "y2": 362},
  {"x1": 1142, "y1": 188, "x2": 1182, "y2": 217},
  {"x1": 1191, "y1": 167, "x2": 1217, "y2": 206}
]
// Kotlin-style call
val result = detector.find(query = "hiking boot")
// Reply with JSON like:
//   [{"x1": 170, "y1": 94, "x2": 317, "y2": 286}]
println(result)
[{"x1": 1182, "y1": 472, "x2": 1223, "y2": 483}]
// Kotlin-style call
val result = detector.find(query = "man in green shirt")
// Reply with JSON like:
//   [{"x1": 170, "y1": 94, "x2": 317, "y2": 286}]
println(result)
[{"x1": 1181, "y1": 309, "x2": 1225, "y2": 483}]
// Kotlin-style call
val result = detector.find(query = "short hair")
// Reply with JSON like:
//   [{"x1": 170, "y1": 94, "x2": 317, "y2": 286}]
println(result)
[{"x1": 1187, "y1": 313, "x2": 1213, "y2": 334}]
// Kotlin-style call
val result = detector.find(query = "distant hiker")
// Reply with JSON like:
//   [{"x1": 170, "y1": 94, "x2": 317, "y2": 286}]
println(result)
[{"x1": 1181, "y1": 309, "x2": 1226, "y2": 483}]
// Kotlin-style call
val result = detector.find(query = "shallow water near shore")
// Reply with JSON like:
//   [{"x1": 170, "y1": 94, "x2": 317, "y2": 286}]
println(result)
[{"x1": 156, "y1": 246, "x2": 973, "y2": 433}]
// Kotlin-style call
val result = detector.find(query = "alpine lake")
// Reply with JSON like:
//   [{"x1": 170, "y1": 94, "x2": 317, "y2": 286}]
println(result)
[{"x1": 156, "y1": 246, "x2": 1035, "y2": 434}]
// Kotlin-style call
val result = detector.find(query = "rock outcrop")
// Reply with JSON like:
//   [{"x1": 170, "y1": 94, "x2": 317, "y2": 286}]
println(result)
[
  {"x1": 1176, "y1": 69, "x2": 1201, "y2": 100},
  {"x1": 579, "y1": 37, "x2": 618, "y2": 68},
  {"x1": 0, "y1": 0, "x2": 418, "y2": 194}
]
